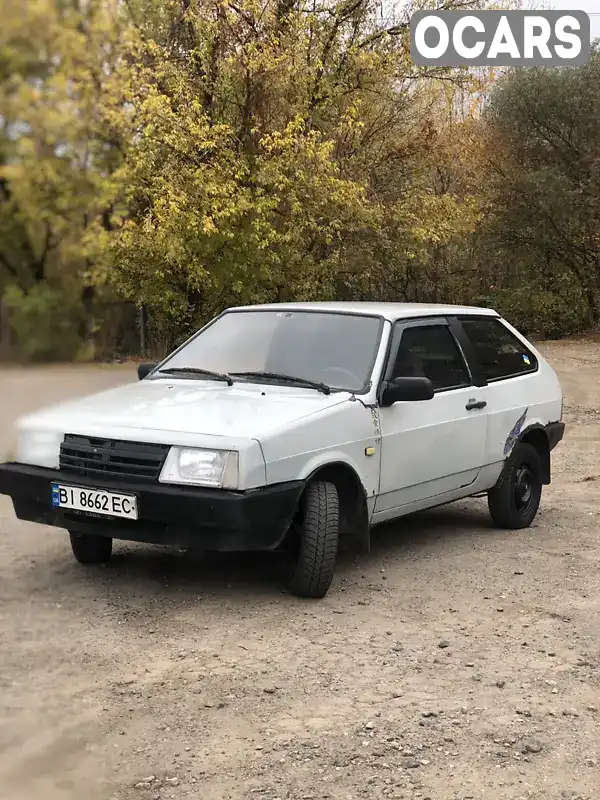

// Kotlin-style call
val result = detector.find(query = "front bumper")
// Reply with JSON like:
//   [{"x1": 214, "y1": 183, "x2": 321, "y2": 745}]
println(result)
[{"x1": 0, "y1": 463, "x2": 304, "y2": 551}]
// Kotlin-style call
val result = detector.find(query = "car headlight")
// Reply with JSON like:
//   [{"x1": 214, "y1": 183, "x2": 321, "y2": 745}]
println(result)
[
  {"x1": 16, "y1": 429, "x2": 62, "y2": 469},
  {"x1": 159, "y1": 447, "x2": 239, "y2": 489}
]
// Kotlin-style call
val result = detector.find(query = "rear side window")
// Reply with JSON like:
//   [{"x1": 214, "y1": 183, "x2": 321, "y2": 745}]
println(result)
[
  {"x1": 460, "y1": 318, "x2": 538, "y2": 381},
  {"x1": 392, "y1": 324, "x2": 470, "y2": 391}
]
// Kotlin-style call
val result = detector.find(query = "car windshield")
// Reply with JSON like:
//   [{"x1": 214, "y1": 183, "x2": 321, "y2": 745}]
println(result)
[{"x1": 154, "y1": 309, "x2": 383, "y2": 392}]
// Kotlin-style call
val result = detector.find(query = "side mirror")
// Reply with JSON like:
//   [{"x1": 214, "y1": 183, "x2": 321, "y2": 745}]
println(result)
[
  {"x1": 138, "y1": 362, "x2": 158, "y2": 380},
  {"x1": 380, "y1": 376, "x2": 434, "y2": 406}
]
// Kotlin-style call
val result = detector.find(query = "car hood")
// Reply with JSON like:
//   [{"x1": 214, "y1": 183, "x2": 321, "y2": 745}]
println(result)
[{"x1": 17, "y1": 378, "x2": 349, "y2": 444}]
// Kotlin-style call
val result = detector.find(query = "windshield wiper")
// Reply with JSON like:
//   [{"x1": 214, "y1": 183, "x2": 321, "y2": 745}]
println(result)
[
  {"x1": 158, "y1": 367, "x2": 234, "y2": 385},
  {"x1": 231, "y1": 371, "x2": 331, "y2": 394}
]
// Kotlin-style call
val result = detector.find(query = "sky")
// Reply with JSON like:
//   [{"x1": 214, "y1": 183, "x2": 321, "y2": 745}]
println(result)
[{"x1": 529, "y1": 0, "x2": 600, "y2": 39}]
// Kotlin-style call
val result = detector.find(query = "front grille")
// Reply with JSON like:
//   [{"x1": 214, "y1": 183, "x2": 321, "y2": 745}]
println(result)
[{"x1": 59, "y1": 435, "x2": 170, "y2": 482}]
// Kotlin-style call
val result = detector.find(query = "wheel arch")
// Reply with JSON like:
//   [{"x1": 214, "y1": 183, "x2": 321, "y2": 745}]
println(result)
[
  {"x1": 495, "y1": 423, "x2": 551, "y2": 487},
  {"x1": 304, "y1": 461, "x2": 371, "y2": 553},
  {"x1": 519, "y1": 424, "x2": 551, "y2": 484}
]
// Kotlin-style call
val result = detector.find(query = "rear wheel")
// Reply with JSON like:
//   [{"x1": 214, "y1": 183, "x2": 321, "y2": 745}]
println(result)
[
  {"x1": 488, "y1": 442, "x2": 542, "y2": 529},
  {"x1": 69, "y1": 531, "x2": 113, "y2": 564},
  {"x1": 287, "y1": 480, "x2": 340, "y2": 599}
]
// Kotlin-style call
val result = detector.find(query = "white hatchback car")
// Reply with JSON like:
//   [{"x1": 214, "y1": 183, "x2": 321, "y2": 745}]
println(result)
[{"x1": 0, "y1": 302, "x2": 565, "y2": 598}]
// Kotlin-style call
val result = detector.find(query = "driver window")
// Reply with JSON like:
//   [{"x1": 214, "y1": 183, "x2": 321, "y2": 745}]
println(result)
[{"x1": 391, "y1": 324, "x2": 471, "y2": 392}]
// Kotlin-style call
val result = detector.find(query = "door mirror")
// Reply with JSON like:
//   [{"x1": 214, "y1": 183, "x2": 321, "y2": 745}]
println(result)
[
  {"x1": 138, "y1": 362, "x2": 158, "y2": 380},
  {"x1": 380, "y1": 376, "x2": 434, "y2": 406}
]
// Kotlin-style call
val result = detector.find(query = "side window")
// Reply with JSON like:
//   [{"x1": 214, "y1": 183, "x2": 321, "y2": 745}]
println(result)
[
  {"x1": 391, "y1": 324, "x2": 471, "y2": 391},
  {"x1": 460, "y1": 318, "x2": 538, "y2": 381}
]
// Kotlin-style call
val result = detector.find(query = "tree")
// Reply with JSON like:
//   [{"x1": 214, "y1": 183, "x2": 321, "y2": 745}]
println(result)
[
  {"x1": 4, "y1": 0, "x2": 555, "y2": 358},
  {"x1": 0, "y1": 0, "x2": 127, "y2": 356},
  {"x1": 93, "y1": 0, "x2": 505, "y2": 328},
  {"x1": 480, "y1": 46, "x2": 600, "y2": 331}
]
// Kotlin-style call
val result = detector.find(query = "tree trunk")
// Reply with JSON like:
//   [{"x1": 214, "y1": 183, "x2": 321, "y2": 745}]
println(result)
[
  {"x1": 79, "y1": 284, "x2": 95, "y2": 351},
  {"x1": 0, "y1": 296, "x2": 12, "y2": 360}
]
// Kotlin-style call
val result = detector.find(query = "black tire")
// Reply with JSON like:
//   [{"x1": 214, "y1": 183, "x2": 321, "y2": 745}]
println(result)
[
  {"x1": 69, "y1": 531, "x2": 113, "y2": 564},
  {"x1": 288, "y1": 480, "x2": 340, "y2": 599},
  {"x1": 488, "y1": 442, "x2": 543, "y2": 529}
]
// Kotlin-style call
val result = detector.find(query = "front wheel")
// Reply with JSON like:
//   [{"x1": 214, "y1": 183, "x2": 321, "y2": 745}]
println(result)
[
  {"x1": 69, "y1": 531, "x2": 113, "y2": 564},
  {"x1": 488, "y1": 442, "x2": 543, "y2": 529},
  {"x1": 287, "y1": 480, "x2": 340, "y2": 599}
]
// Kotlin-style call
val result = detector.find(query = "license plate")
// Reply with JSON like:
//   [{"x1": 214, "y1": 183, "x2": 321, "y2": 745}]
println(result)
[{"x1": 51, "y1": 483, "x2": 138, "y2": 520}]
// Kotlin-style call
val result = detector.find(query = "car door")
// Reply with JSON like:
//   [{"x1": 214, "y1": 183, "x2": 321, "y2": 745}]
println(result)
[{"x1": 374, "y1": 317, "x2": 489, "y2": 515}]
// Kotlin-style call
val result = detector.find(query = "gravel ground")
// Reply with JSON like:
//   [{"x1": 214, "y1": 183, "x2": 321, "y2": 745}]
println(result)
[{"x1": 0, "y1": 341, "x2": 598, "y2": 800}]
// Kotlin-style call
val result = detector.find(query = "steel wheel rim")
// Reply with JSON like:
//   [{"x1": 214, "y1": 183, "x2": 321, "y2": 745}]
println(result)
[{"x1": 514, "y1": 463, "x2": 534, "y2": 515}]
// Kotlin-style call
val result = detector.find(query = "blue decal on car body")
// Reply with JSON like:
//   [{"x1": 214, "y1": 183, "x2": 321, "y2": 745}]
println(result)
[{"x1": 503, "y1": 408, "x2": 528, "y2": 456}]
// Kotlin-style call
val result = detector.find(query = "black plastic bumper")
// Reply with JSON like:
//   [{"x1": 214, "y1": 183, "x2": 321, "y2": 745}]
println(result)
[
  {"x1": 546, "y1": 421, "x2": 565, "y2": 451},
  {"x1": 0, "y1": 463, "x2": 304, "y2": 551}
]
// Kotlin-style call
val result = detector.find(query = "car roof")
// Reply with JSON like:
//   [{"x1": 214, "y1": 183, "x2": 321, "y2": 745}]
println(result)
[{"x1": 226, "y1": 301, "x2": 499, "y2": 322}]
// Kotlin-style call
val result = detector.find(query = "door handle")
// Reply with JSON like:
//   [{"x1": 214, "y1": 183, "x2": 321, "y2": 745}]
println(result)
[{"x1": 466, "y1": 399, "x2": 487, "y2": 411}]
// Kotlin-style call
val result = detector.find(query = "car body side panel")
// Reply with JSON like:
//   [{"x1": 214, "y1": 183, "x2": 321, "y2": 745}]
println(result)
[
  {"x1": 482, "y1": 357, "x2": 562, "y2": 472},
  {"x1": 259, "y1": 401, "x2": 381, "y2": 507},
  {"x1": 371, "y1": 461, "x2": 504, "y2": 526}
]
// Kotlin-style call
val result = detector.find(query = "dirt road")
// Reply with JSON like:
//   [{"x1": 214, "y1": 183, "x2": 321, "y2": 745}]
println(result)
[{"x1": 1, "y1": 343, "x2": 599, "y2": 800}]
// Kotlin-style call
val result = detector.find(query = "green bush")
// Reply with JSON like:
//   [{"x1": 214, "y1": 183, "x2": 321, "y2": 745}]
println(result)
[
  {"x1": 3, "y1": 283, "x2": 83, "y2": 362},
  {"x1": 479, "y1": 286, "x2": 588, "y2": 339}
]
